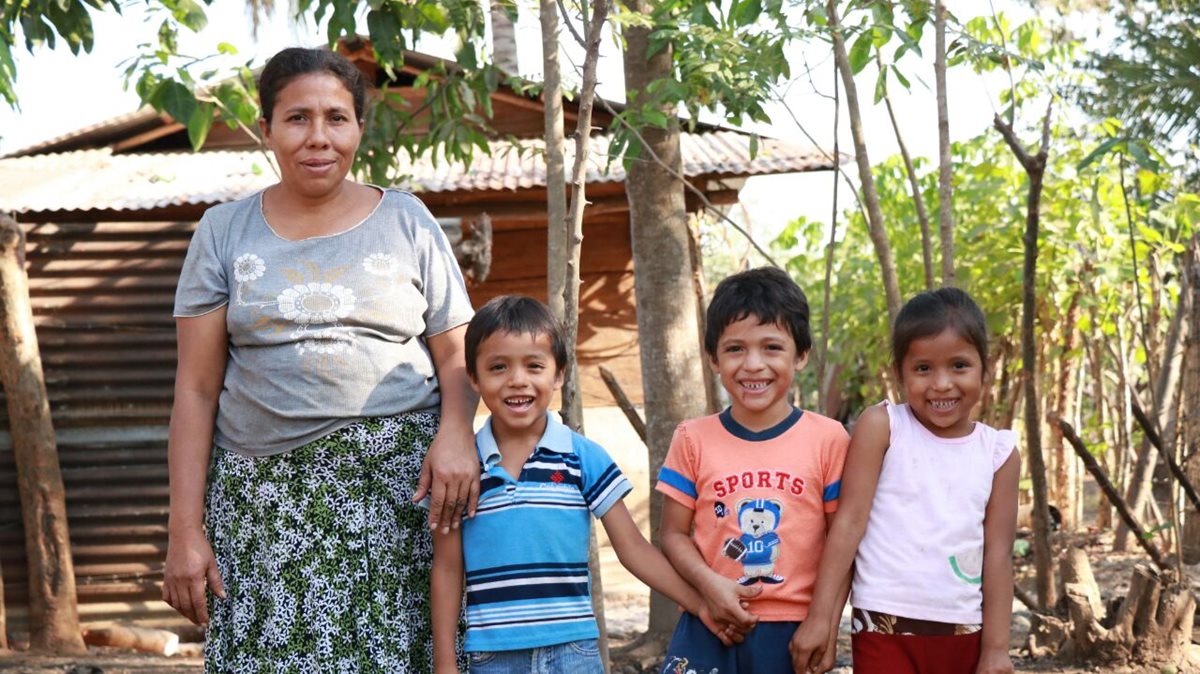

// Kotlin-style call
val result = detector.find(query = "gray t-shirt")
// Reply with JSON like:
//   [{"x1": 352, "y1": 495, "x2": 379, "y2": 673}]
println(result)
[{"x1": 174, "y1": 188, "x2": 474, "y2": 456}]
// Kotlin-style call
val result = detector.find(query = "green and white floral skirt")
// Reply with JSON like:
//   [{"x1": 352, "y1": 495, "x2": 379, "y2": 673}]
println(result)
[{"x1": 204, "y1": 412, "x2": 460, "y2": 673}]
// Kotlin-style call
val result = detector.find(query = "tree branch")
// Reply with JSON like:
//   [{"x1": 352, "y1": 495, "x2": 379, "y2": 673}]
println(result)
[
  {"x1": 555, "y1": 0, "x2": 588, "y2": 49},
  {"x1": 593, "y1": 94, "x2": 781, "y2": 267}
]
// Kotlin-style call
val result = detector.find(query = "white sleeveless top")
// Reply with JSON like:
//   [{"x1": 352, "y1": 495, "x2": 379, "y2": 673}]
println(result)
[{"x1": 851, "y1": 401, "x2": 1016, "y2": 624}]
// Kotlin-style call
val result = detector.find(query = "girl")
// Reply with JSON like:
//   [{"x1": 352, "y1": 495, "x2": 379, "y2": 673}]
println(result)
[{"x1": 790, "y1": 288, "x2": 1019, "y2": 674}]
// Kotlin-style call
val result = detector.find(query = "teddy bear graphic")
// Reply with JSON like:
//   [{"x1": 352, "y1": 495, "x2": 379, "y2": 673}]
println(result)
[{"x1": 721, "y1": 497, "x2": 784, "y2": 586}]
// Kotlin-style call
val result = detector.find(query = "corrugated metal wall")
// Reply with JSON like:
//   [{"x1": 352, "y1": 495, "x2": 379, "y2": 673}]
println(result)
[
  {"x1": 0, "y1": 203, "x2": 643, "y2": 632},
  {"x1": 0, "y1": 219, "x2": 193, "y2": 629}
]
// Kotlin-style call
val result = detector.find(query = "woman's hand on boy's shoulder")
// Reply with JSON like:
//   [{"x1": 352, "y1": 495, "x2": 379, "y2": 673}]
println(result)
[{"x1": 974, "y1": 647, "x2": 1014, "y2": 674}]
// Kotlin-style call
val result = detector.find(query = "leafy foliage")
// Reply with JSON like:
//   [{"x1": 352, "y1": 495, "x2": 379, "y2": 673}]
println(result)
[
  {"x1": 1075, "y1": 6, "x2": 1200, "y2": 162},
  {"x1": 607, "y1": 0, "x2": 796, "y2": 163},
  {"x1": 1, "y1": 0, "x2": 124, "y2": 106},
  {"x1": 773, "y1": 123, "x2": 1192, "y2": 420}
]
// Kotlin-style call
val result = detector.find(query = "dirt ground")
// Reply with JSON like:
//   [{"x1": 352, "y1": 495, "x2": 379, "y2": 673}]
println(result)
[
  {"x1": 6, "y1": 531, "x2": 1199, "y2": 673},
  {"x1": 3, "y1": 437, "x2": 1198, "y2": 673}
]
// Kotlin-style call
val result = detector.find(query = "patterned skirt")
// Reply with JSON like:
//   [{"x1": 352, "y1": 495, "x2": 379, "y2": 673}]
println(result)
[{"x1": 203, "y1": 412, "x2": 461, "y2": 673}]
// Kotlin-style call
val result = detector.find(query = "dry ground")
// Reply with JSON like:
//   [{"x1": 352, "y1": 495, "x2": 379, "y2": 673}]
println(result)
[{"x1": 4, "y1": 416, "x2": 1199, "y2": 673}]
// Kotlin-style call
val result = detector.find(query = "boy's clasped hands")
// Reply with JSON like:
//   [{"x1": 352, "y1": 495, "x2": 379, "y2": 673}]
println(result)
[{"x1": 697, "y1": 573, "x2": 761, "y2": 646}]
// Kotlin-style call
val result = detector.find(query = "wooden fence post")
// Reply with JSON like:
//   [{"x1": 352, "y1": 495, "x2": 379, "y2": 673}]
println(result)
[{"x1": 0, "y1": 214, "x2": 85, "y2": 653}]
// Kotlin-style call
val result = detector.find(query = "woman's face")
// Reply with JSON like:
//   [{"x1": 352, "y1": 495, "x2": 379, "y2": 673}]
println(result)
[{"x1": 260, "y1": 72, "x2": 363, "y2": 200}]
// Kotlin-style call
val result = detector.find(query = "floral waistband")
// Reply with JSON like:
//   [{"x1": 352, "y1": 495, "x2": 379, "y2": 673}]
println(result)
[{"x1": 850, "y1": 608, "x2": 982, "y2": 636}]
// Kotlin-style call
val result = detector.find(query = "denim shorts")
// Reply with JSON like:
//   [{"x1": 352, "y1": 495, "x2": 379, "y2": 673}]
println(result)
[{"x1": 468, "y1": 639, "x2": 603, "y2": 674}]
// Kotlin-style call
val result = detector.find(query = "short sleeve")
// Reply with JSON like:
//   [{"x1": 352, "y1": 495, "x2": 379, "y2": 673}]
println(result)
[
  {"x1": 821, "y1": 422, "x2": 851, "y2": 513},
  {"x1": 993, "y1": 429, "x2": 1017, "y2": 472},
  {"x1": 577, "y1": 437, "x2": 633, "y2": 518},
  {"x1": 174, "y1": 213, "x2": 229, "y2": 317},
  {"x1": 406, "y1": 194, "x2": 474, "y2": 336},
  {"x1": 655, "y1": 423, "x2": 700, "y2": 510}
]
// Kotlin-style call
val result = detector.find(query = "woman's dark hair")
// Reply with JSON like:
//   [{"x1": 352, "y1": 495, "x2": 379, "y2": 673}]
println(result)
[
  {"x1": 892, "y1": 287, "x2": 989, "y2": 372},
  {"x1": 704, "y1": 267, "x2": 812, "y2": 357},
  {"x1": 465, "y1": 295, "x2": 568, "y2": 378},
  {"x1": 258, "y1": 47, "x2": 368, "y2": 125}
]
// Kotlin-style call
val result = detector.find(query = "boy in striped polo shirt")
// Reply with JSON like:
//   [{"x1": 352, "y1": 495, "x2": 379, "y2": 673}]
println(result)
[{"x1": 430, "y1": 296, "x2": 726, "y2": 674}]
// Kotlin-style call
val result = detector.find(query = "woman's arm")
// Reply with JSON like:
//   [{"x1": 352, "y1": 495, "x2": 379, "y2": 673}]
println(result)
[
  {"x1": 163, "y1": 309, "x2": 228, "y2": 626},
  {"x1": 418, "y1": 325, "x2": 480, "y2": 534},
  {"x1": 660, "y1": 498, "x2": 761, "y2": 632},
  {"x1": 790, "y1": 403, "x2": 889, "y2": 672},
  {"x1": 431, "y1": 527, "x2": 465, "y2": 674},
  {"x1": 975, "y1": 450, "x2": 1020, "y2": 674}
]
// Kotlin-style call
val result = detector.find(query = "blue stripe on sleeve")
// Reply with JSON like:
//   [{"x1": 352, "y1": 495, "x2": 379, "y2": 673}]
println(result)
[
  {"x1": 657, "y1": 467, "x2": 697, "y2": 499},
  {"x1": 823, "y1": 480, "x2": 841, "y2": 502}
]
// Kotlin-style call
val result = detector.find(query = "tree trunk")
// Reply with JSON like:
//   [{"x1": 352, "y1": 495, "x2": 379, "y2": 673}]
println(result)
[
  {"x1": 881, "y1": 59, "x2": 933, "y2": 291},
  {"x1": 544, "y1": 1, "x2": 610, "y2": 666},
  {"x1": 994, "y1": 108, "x2": 1055, "y2": 609},
  {"x1": 1051, "y1": 293, "x2": 1081, "y2": 530},
  {"x1": 541, "y1": 0, "x2": 567, "y2": 321},
  {"x1": 1119, "y1": 295, "x2": 1183, "y2": 551},
  {"x1": 827, "y1": 0, "x2": 902, "y2": 324},
  {"x1": 0, "y1": 214, "x2": 85, "y2": 653},
  {"x1": 0, "y1": 564, "x2": 7, "y2": 651},
  {"x1": 558, "y1": 0, "x2": 608, "y2": 431},
  {"x1": 686, "y1": 222, "x2": 721, "y2": 414},
  {"x1": 1062, "y1": 558, "x2": 1193, "y2": 668},
  {"x1": 622, "y1": 5, "x2": 712, "y2": 640},
  {"x1": 934, "y1": 0, "x2": 955, "y2": 287},
  {"x1": 489, "y1": 1, "x2": 519, "y2": 74},
  {"x1": 1183, "y1": 238, "x2": 1200, "y2": 562}
]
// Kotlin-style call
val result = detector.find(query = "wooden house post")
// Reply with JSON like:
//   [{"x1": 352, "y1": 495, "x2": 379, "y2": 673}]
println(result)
[{"x1": 0, "y1": 214, "x2": 85, "y2": 653}]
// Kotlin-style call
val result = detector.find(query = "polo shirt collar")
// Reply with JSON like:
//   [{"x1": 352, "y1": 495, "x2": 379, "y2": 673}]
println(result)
[{"x1": 476, "y1": 412, "x2": 575, "y2": 466}]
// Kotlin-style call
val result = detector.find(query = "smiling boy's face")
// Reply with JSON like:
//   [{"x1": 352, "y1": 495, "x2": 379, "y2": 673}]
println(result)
[
  {"x1": 710, "y1": 316, "x2": 807, "y2": 432},
  {"x1": 470, "y1": 329, "x2": 564, "y2": 438}
]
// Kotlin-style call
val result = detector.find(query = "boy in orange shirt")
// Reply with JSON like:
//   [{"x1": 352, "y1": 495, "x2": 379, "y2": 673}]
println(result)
[{"x1": 657, "y1": 267, "x2": 850, "y2": 673}]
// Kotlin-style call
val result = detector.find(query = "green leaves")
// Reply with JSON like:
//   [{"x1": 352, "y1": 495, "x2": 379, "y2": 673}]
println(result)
[
  {"x1": 149, "y1": 78, "x2": 198, "y2": 128},
  {"x1": 157, "y1": 0, "x2": 207, "y2": 31}
]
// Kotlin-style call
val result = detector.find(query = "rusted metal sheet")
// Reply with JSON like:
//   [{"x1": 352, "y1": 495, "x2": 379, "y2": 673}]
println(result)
[{"x1": 0, "y1": 218, "x2": 185, "y2": 629}]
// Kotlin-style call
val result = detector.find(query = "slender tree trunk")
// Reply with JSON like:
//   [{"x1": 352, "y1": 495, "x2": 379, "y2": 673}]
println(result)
[
  {"x1": 543, "y1": 3, "x2": 611, "y2": 664},
  {"x1": 1089, "y1": 330, "x2": 1113, "y2": 529},
  {"x1": 1182, "y1": 239, "x2": 1200, "y2": 562},
  {"x1": 882, "y1": 87, "x2": 934, "y2": 291},
  {"x1": 827, "y1": 0, "x2": 902, "y2": 324},
  {"x1": 541, "y1": 0, "x2": 568, "y2": 321},
  {"x1": 0, "y1": 565, "x2": 7, "y2": 651},
  {"x1": 489, "y1": 1, "x2": 519, "y2": 74},
  {"x1": 622, "y1": 3, "x2": 711, "y2": 640},
  {"x1": 0, "y1": 214, "x2": 85, "y2": 653},
  {"x1": 994, "y1": 106, "x2": 1055, "y2": 609},
  {"x1": 1051, "y1": 293, "x2": 1081, "y2": 530},
  {"x1": 934, "y1": 0, "x2": 955, "y2": 287},
  {"x1": 559, "y1": 0, "x2": 608, "y2": 433},
  {"x1": 686, "y1": 222, "x2": 721, "y2": 414},
  {"x1": 1118, "y1": 295, "x2": 1183, "y2": 550},
  {"x1": 818, "y1": 60, "x2": 841, "y2": 413}
]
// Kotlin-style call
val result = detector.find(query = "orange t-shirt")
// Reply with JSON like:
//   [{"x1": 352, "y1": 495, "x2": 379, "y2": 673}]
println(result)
[{"x1": 656, "y1": 408, "x2": 849, "y2": 621}]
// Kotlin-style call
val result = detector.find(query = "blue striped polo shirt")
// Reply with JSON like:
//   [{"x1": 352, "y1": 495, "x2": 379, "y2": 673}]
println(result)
[{"x1": 461, "y1": 413, "x2": 633, "y2": 652}]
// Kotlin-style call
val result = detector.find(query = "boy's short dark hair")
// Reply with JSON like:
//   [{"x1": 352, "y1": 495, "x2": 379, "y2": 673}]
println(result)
[
  {"x1": 464, "y1": 295, "x2": 568, "y2": 378},
  {"x1": 704, "y1": 267, "x2": 812, "y2": 357}
]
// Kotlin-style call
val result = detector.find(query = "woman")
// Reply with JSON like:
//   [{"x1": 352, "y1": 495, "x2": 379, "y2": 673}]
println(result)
[{"x1": 162, "y1": 47, "x2": 478, "y2": 672}]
